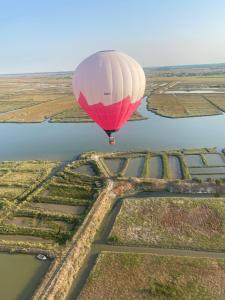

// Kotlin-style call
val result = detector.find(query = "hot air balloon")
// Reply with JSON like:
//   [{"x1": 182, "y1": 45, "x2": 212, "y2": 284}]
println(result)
[{"x1": 72, "y1": 50, "x2": 146, "y2": 144}]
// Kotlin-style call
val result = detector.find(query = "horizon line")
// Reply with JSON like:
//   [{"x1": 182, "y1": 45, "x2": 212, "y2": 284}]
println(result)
[{"x1": 1, "y1": 61, "x2": 225, "y2": 76}]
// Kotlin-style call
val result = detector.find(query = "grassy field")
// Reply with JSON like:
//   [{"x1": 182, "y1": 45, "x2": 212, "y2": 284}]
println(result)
[
  {"x1": 49, "y1": 103, "x2": 146, "y2": 122},
  {"x1": 3, "y1": 73, "x2": 225, "y2": 122},
  {"x1": 109, "y1": 197, "x2": 225, "y2": 251},
  {"x1": 147, "y1": 94, "x2": 222, "y2": 117},
  {"x1": 0, "y1": 74, "x2": 145, "y2": 123},
  {"x1": 148, "y1": 76, "x2": 225, "y2": 85},
  {"x1": 79, "y1": 252, "x2": 225, "y2": 300},
  {"x1": 0, "y1": 74, "x2": 74, "y2": 122},
  {"x1": 0, "y1": 161, "x2": 58, "y2": 204},
  {"x1": 0, "y1": 96, "x2": 74, "y2": 122},
  {"x1": 205, "y1": 94, "x2": 225, "y2": 112}
]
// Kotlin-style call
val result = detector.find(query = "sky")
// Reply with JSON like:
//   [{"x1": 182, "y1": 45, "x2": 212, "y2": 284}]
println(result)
[{"x1": 1, "y1": 0, "x2": 225, "y2": 74}]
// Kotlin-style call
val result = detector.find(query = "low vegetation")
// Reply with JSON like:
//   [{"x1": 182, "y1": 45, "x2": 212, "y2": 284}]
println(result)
[
  {"x1": 79, "y1": 252, "x2": 225, "y2": 300},
  {"x1": 0, "y1": 74, "x2": 74, "y2": 122},
  {"x1": 0, "y1": 74, "x2": 146, "y2": 123},
  {"x1": 0, "y1": 158, "x2": 104, "y2": 248},
  {"x1": 109, "y1": 197, "x2": 225, "y2": 251},
  {"x1": 50, "y1": 105, "x2": 146, "y2": 123},
  {"x1": 147, "y1": 94, "x2": 222, "y2": 118},
  {"x1": 205, "y1": 94, "x2": 225, "y2": 112},
  {"x1": 0, "y1": 160, "x2": 58, "y2": 216}
]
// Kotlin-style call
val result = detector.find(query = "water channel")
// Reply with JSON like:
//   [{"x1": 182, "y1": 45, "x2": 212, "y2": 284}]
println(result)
[
  {"x1": 0, "y1": 253, "x2": 50, "y2": 300},
  {"x1": 0, "y1": 98, "x2": 225, "y2": 161}
]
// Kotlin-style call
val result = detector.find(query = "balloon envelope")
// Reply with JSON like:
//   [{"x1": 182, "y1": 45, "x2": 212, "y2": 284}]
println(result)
[{"x1": 72, "y1": 50, "x2": 146, "y2": 135}]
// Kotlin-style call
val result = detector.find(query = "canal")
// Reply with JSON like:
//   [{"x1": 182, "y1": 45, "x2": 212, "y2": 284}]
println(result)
[{"x1": 0, "y1": 253, "x2": 50, "y2": 300}]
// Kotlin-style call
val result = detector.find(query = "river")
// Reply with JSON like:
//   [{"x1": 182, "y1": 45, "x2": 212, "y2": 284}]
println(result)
[{"x1": 0, "y1": 98, "x2": 224, "y2": 161}]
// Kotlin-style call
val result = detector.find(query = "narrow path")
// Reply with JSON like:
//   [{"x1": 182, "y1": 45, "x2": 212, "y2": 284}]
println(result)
[
  {"x1": 94, "y1": 244, "x2": 225, "y2": 259},
  {"x1": 202, "y1": 94, "x2": 224, "y2": 113}
]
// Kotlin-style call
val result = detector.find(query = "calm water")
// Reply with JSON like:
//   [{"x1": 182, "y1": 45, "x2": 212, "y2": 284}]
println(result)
[
  {"x1": 184, "y1": 154, "x2": 204, "y2": 167},
  {"x1": 125, "y1": 157, "x2": 145, "y2": 177},
  {"x1": 0, "y1": 253, "x2": 50, "y2": 300},
  {"x1": 0, "y1": 99, "x2": 225, "y2": 161},
  {"x1": 73, "y1": 164, "x2": 96, "y2": 176},
  {"x1": 104, "y1": 158, "x2": 125, "y2": 174},
  {"x1": 168, "y1": 156, "x2": 182, "y2": 179},
  {"x1": 190, "y1": 167, "x2": 225, "y2": 174},
  {"x1": 203, "y1": 154, "x2": 225, "y2": 166},
  {"x1": 149, "y1": 156, "x2": 162, "y2": 178}
]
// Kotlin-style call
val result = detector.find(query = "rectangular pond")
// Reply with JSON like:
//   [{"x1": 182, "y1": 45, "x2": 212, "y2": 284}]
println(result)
[
  {"x1": 189, "y1": 167, "x2": 225, "y2": 175},
  {"x1": 0, "y1": 253, "x2": 50, "y2": 300},
  {"x1": 72, "y1": 164, "x2": 96, "y2": 176},
  {"x1": 125, "y1": 157, "x2": 144, "y2": 177},
  {"x1": 104, "y1": 158, "x2": 125, "y2": 175},
  {"x1": 168, "y1": 156, "x2": 182, "y2": 179},
  {"x1": 149, "y1": 156, "x2": 162, "y2": 178},
  {"x1": 184, "y1": 154, "x2": 204, "y2": 167},
  {"x1": 203, "y1": 154, "x2": 225, "y2": 166}
]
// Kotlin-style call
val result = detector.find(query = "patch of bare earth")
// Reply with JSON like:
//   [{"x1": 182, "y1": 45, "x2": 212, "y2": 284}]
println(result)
[
  {"x1": 0, "y1": 96, "x2": 74, "y2": 122},
  {"x1": 160, "y1": 204, "x2": 221, "y2": 237}
]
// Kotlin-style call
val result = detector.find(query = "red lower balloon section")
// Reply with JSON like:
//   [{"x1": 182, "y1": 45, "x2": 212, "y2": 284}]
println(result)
[{"x1": 78, "y1": 92, "x2": 141, "y2": 131}]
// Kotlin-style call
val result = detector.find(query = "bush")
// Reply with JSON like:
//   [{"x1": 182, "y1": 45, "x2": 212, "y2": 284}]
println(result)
[
  {"x1": 149, "y1": 279, "x2": 183, "y2": 299},
  {"x1": 193, "y1": 177, "x2": 202, "y2": 183},
  {"x1": 215, "y1": 179, "x2": 221, "y2": 185},
  {"x1": 108, "y1": 235, "x2": 120, "y2": 244}
]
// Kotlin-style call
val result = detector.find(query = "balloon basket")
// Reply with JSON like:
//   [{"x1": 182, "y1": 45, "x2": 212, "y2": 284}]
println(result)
[{"x1": 109, "y1": 136, "x2": 116, "y2": 145}]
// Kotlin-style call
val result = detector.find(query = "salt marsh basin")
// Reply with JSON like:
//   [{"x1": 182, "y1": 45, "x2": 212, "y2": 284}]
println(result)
[{"x1": 0, "y1": 253, "x2": 50, "y2": 300}]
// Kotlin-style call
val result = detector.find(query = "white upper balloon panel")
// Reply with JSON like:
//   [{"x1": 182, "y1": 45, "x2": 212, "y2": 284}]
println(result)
[{"x1": 72, "y1": 50, "x2": 146, "y2": 106}]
